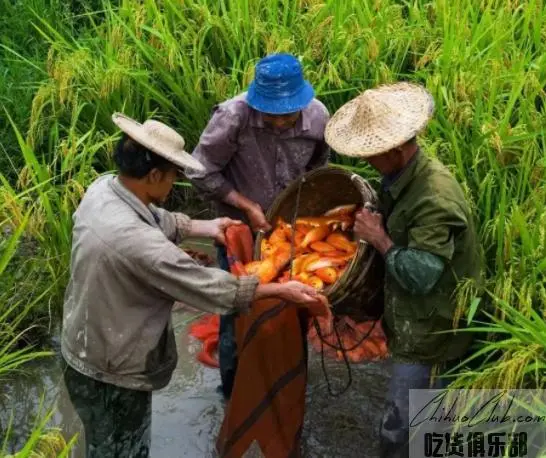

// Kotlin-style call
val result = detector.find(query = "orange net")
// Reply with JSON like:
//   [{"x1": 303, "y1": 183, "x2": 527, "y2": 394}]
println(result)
[
  {"x1": 188, "y1": 312, "x2": 388, "y2": 370},
  {"x1": 308, "y1": 315, "x2": 388, "y2": 362},
  {"x1": 188, "y1": 314, "x2": 220, "y2": 368}
]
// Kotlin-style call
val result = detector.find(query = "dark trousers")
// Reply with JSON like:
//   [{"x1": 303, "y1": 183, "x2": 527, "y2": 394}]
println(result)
[
  {"x1": 217, "y1": 245, "x2": 238, "y2": 399},
  {"x1": 379, "y1": 362, "x2": 452, "y2": 458},
  {"x1": 63, "y1": 361, "x2": 152, "y2": 458}
]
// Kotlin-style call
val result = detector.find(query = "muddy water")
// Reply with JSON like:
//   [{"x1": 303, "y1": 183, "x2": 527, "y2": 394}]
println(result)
[{"x1": 1, "y1": 239, "x2": 391, "y2": 458}]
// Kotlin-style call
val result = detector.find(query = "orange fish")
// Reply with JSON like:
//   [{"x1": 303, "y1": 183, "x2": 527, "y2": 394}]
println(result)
[
  {"x1": 337, "y1": 266, "x2": 348, "y2": 278},
  {"x1": 260, "y1": 239, "x2": 275, "y2": 259},
  {"x1": 326, "y1": 232, "x2": 357, "y2": 253},
  {"x1": 294, "y1": 232, "x2": 305, "y2": 248},
  {"x1": 309, "y1": 241, "x2": 337, "y2": 253},
  {"x1": 376, "y1": 338, "x2": 388, "y2": 357},
  {"x1": 254, "y1": 258, "x2": 279, "y2": 283},
  {"x1": 305, "y1": 256, "x2": 348, "y2": 272},
  {"x1": 275, "y1": 217, "x2": 294, "y2": 238},
  {"x1": 300, "y1": 253, "x2": 322, "y2": 272},
  {"x1": 268, "y1": 226, "x2": 287, "y2": 245},
  {"x1": 323, "y1": 204, "x2": 357, "y2": 217},
  {"x1": 291, "y1": 254, "x2": 312, "y2": 275},
  {"x1": 364, "y1": 339, "x2": 382, "y2": 358},
  {"x1": 296, "y1": 216, "x2": 351, "y2": 228},
  {"x1": 295, "y1": 223, "x2": 312, "y2": 235},
  {"x1": 307, "y1": 276, "x2": 324, "y2": 290},
  {"x1": 338, "y1": 216, "x2": 355, "y2": 231},
  {"x1": 271, "y1": 241, "x2": 291, "y2": 254},
  {"x1": 269, "y1": 246, "x2": 292, "y2": 272},
  {"x1": 327, "y1": 250, "x2": 349, "y2": 257},
  {"x1": 293, "y1": 272, "x2": 311, "y2": 283},
  {"x1": 315, "y1": 267, "x2": 338, "y2": 284},
  {"x1": 346, "y1": 349, "x2": 363, "y2": 363},
  {"x1": 301, "y1": 225, "x2": 330, "y2": 248},
  {"x1": 197, "y1": 335, "x2": 219, "y2": 368},
  {"x1": 329, "y1": 252, "x2": 355, "y2": 263}
]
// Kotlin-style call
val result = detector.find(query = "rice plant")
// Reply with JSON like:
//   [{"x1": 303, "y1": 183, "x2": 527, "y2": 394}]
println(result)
[
  {"x1": 0, "y1": 214, "x2": 53, "y2": 378},
  {"x1": 1, "y1": 0, "x2": 545, "y2": 396},
  {"x1": 0, "y1": 205, "x2": 75, "y2": 455},
  {"x1": 1, "y1": 396, "x2": 77, "y2": 457}
]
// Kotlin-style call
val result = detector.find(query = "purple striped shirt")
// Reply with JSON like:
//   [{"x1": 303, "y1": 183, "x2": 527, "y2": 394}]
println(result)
[{"x1": 186, "y1": 93, "x2": 330, "y2": 221}]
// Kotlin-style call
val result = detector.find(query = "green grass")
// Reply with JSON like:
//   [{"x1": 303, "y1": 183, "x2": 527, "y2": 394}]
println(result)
[
  {"x1": 0, "y1": 109, "x2": 114, "y2": 334},
  {"x1": 0, "y1": 0, "x2": 545, "y2": 411},
  {"x1": 0, "y1": 214, "x2": 53, "y2": 377},
  {"x1": 0, "y1": 206, "x2": 77, "y2": 455},
  {"x1": 2, "y1": 396, "x2": 77, "y2": 457}
]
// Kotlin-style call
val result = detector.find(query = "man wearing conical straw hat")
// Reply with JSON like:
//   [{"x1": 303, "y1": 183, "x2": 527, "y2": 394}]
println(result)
[
  {"x1": 61, "y1": 115, "x2": 324, "y2": 458},
  {"x1": 325, "y1": 82, "x2": 482, "y2": 458}
]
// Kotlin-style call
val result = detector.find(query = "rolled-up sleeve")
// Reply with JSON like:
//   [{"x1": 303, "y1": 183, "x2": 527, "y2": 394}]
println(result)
[
  {"x1": 234, "y1": 275, "x2": 259, "y2": 309},
  {"x1": 185, "y1": 106, "x2": 241, "y2": 200},
  {"x1": 135, "y1": 240, "x2": 258, "y2": 314},
  {"x1": 385, "y1": 246, "x2": 445, "y2": 295}
]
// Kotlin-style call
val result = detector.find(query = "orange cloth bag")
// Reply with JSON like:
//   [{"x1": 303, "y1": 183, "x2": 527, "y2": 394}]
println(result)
[{"x1": 216, "y1": 225, "x2": 328, "y2": 458}]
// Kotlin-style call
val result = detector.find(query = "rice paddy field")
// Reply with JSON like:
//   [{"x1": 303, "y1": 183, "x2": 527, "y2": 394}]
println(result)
[{"x1": 1, "y1": 0, "x2": 545, "y2": 455}]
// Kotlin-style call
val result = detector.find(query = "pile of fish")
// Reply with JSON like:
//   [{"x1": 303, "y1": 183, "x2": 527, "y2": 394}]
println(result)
[
  {"x1": 240, "y1": 204, "x2": 359, "y2": 289},
  {"x1": 309, "y1": 315, "x2": 388, "y2": 362},
  {"x1": 188, "y1": 203, "x2": 388, "y2": 368}
]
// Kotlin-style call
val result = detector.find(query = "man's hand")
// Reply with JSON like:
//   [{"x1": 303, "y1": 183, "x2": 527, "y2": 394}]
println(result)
[
  {"x1": 276, "y1": 281, "x2": 320, "y2": 304},
  {"x1": 255, "y1": 281, "x2": 317, "y2": 304},
  {"x1": 224, "y1": 190, "x2": 272, "y2": 233},
  {"x1": 245, "y1": 203, "x2": 272, "y2": 233},
  {"x1": 354, "y1": 208, "x2": 394, "y2": 255},
  {"x1": 212, "y1": 217, "x2": 243, "y2": 245},
  {"x1": 253, "y1": 281, "x2": 330, "y2": 317},
  {"x1": 188, "y1": 218, "x2": 242, "y2": 244}
]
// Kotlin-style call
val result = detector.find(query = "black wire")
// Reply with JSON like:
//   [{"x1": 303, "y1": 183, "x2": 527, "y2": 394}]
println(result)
[
  {"x1": 316, "y1": 318, "x2": 379, "y2": 352},
  {"x1": 313, "y1": 317, "x2": 353, "y2": 397},
  {"x1": 287, "y1": 175, "x2": 379, "y2": 398},
  {"x1": 288, "y1": 176, "x2": 305, "y2": 281}
]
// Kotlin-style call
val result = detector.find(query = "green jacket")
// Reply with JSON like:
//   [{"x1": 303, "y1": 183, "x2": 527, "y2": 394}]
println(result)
[{"x1": 380, "y1": 151, "x2": 482, "y2": 364}]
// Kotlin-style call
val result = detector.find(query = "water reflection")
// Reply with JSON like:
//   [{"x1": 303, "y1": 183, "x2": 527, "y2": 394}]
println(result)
[{"x1": 2, "y1": 309, "x2": 390, "y2": 458}]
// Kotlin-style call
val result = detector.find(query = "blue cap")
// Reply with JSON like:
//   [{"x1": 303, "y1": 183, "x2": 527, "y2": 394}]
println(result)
[{"x1": 246, "y1": 53, "x2": 315, "y2": 115}]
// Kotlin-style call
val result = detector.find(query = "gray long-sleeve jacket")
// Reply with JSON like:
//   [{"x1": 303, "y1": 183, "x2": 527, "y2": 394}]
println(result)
[{"x1": 61, "y1": 175, "x2": 258, "y2": 391}]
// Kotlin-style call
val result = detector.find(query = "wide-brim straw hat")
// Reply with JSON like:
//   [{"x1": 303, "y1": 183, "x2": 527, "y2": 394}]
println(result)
[
  {"x1": 112, "y1": 113, "x2": 205, "y2": 172},
  {"x1": 325, "y1": 82, "x2": 434, "y2": 158}
]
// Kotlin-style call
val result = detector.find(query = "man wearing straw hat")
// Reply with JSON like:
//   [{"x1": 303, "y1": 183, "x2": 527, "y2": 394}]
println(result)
[
  {"x1": 186, "y1": 53, "x2": 330, "y2": 400},
  {"x1": 61, "y1": 114, "x2": 323, "y2": 458},
  {"x1": 325, "y1": 82, "x2": 482, "y2": 458}
]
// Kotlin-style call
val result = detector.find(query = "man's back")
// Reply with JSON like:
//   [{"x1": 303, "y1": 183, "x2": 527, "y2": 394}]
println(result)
[{"x1": 62, "y1": 175, "x2": 179, "y2": 390}]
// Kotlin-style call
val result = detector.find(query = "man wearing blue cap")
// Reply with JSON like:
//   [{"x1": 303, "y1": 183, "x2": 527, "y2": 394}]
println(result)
[{"x1": 187, "y1": 53, "x2": 330, "y2": 399}]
